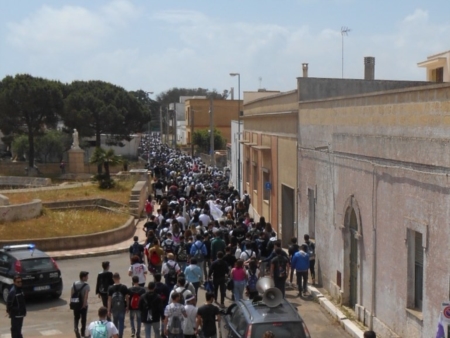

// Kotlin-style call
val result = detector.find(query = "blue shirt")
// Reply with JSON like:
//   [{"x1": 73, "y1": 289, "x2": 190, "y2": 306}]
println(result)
[
  {"x1": 190, "y1": 240, "x2": 207, "y2": 256},
  {"x1": 291, "y1": 251, "x2": 310, "y2": 271},
  {"x1": 184, "y1": 264, "x2": 203, "y2": 283}
]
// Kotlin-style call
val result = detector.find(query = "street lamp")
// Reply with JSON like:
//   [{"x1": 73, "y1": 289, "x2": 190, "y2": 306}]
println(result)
[
  {"x1": 229, "y1": 72, "x2": 241, "y2": 194},
  {"x1": 146, "y1": 91, "x2": 153, "y2": 165}
]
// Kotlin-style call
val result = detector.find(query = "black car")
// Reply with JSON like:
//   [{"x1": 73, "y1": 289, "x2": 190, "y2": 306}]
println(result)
[
  {"x1": 0, "y1": 244, "x2": 63, "y2": 303},
  {"x1": 219, "y1": 298, "x2": 311, "y2": 338}
]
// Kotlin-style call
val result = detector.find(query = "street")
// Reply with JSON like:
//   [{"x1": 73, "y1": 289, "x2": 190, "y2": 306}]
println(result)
[{"x1": 0, "y1": 252, "x2": 348, "y2": 338}]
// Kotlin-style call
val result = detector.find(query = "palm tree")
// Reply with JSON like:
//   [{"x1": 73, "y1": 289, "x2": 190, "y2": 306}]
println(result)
[{"x1": 89, "y1": 147, "x2": 122, "y2": 188}]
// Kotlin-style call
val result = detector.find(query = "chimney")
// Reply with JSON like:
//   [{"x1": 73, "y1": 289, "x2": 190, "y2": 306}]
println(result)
[
  {"x1": 230, "y1": 87, "x2": 234, "y2": 100},
  {"x1": 364, "y1": 57, "x2": 375, "y2": 80},
  {"x1": 302, "y1": 63, "x2": 309, "y2": 78}
]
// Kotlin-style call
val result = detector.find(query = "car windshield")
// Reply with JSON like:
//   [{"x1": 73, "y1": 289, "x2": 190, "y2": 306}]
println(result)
[
  {"x1": 20, "y1": 258, "x2": 54, "y2": 272},
  {"x1": 253, "y1": 322, "x2": 306, "y2": 338}
]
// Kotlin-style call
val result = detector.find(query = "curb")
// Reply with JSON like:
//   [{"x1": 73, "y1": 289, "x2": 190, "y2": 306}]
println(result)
[{"x1": 307, "y1": 285, "x2": 365, "y2": 338}]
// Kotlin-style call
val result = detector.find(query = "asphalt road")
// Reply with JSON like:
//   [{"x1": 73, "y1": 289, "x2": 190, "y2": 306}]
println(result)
[{"x1": 0, "y1": 253, "x2": 348, "y2": 338}]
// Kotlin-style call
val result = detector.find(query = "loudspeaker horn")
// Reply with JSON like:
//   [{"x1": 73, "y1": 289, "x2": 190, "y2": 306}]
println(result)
[{"x1": 256, "y1": 277, "x2": 283, "y2": 308}]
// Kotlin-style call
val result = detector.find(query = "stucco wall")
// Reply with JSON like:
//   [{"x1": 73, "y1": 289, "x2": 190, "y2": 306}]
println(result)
[{"x1": 297, "y1": 83, "x2": 450, "y2": 338}]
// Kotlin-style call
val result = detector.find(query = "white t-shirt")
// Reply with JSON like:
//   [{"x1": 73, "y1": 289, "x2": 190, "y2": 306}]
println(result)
[
  {"x1": 199, "y1": 214, "x2": 211, "y2": 227},
  {"x1": 88, "y1": 320, "x2": 119, "y2": 337},
  {"x1": 239, "y1": 249, "x2": 256, "y2": 261},
  {"x1": 128, "y1": 263, "x2": 148, "y2": 284},
  {"x1": 183, "y1": 304, "x2": 198, "y2": 335}
]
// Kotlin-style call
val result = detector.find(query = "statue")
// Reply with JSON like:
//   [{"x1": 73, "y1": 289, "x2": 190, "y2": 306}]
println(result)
[{"x1": 72, "y1": 129, "x2": 80, "y2": 149}]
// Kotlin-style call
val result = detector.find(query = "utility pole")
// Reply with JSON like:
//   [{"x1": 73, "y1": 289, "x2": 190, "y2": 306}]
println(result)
[
  {"x1": 159, "y1": 105, "x2": 163, "y2": 140},
  {"x1": 190, "y1": 108, "x2": 195, "y2": 157},
  {"x1": 209, "y1": 97, "x2": 215, "y2": 166},
  {"x1": 172, "y1": 105, "x2": 177, "y2": 148}
]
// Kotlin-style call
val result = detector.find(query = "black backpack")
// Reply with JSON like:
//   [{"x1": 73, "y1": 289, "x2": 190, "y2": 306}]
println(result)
[
  {"x1": 70, "y1": 283, "x2": 87, "y2": 310},
  {"x1": 166, "y1": 262, "x2": 178, "y2": 285},
  {"x1": 273, "y1": 256, "x2": 288, "y2": 278}
]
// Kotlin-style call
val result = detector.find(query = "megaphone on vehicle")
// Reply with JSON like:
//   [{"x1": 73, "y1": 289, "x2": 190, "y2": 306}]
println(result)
[{"x1": 256, "y1": 276, "x2": 283, "y2": 308}]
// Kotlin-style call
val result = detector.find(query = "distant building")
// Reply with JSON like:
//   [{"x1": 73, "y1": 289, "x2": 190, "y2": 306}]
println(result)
[
  {"x1": 185, "y1": 98, "x2": 242, "y2": 149},
  {"x1": 417, "y1": 50, "x2": 450, "y2": 82}
]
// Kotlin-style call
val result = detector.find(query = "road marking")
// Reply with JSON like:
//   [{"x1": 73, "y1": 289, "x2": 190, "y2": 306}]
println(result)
[{"x1": 41, "y1": 329, "x2": 63, "y2": 336}]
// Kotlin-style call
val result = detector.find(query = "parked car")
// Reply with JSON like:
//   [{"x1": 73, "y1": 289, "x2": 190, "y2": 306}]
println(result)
[
  {"x1": 219, "y1": 298, "x2": 311, "y2": 338},
  {"x1": 0, "y1": 244, "x2": 63, "y2": 303}
]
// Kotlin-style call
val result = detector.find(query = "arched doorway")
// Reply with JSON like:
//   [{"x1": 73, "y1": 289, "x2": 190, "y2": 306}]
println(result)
[
  {"x1": 342, "y1": 196, "x2": 362, "y2": 309},
  {"x1": 348, "y1": 208, "x2": 358, "y2": 308}
]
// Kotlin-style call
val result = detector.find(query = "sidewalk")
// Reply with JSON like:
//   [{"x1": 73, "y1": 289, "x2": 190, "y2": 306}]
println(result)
[{"x1": 47, "y1": 218, "x2": 148, "y2": 260}]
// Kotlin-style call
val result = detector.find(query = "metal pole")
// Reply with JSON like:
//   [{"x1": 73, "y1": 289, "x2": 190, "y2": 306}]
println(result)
[
  {"x1": 237, "y1": 74, "x2": 241, "y2": 195},
  {"x1": 191, "y1": 108, "x2": 195, "y2": 157},
  {"x1": 159, "y1": 106, "x2": 163, "y2": 140},
  {"x1": 209, "y1": 97, "x2": 215, "y2": 166}
]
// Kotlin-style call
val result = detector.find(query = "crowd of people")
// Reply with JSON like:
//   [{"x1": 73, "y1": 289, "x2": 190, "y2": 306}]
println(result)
[{"x1": 4, "y1": 133, "x2": 380, "y2": 338}]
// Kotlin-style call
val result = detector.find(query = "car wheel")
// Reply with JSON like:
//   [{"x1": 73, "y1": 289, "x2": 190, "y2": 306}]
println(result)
[
  {"x1": 2, "y1": 285, "x2": 10, "y2": 303},
  {"x1": 51, "y1": 291, "x2": 62, "y2": 299}
]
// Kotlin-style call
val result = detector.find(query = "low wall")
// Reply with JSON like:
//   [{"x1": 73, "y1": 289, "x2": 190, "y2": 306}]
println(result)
[
  {"x1": 0, "y1": 216, "x2": 136, "y2": 252},
  {"x1": 0, "y1": 199, "x2": 42, "y2": 222},
  {"x1": 43, "y1": 198, "x2": 126, "y2": 210},
  {"x1": 0, "y1": 176, "x2": 52, "y2": 187},
  {"x1": 0, "y1": 162, "x2": 124, "y2": 176},
  {"x1": 0, "y1": 194, "x2": 9, "y2": 206},
  {"x1": 129, "y1": 180, "x2": 148, "y2": 217}
]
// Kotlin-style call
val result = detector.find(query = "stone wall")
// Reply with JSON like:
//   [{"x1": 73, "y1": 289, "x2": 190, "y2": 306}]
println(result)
[
  {"x1": 0, "y1": 176, "x2": 52, "y2": 187},
  {"x1": 0, "y1": 216, "x2": 135, "y2": 251},
  {"x1": 0, "y1": 199, "x2": 42, "y2": 222},
  {"x1": 129, "y1": 180, "x2": 148, "y2": 217}
]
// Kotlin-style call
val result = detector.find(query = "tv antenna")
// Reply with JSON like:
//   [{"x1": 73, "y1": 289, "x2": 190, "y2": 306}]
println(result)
[
  {"x1": 258, "y1": 77, "x2": 262, "y2": 89},
  {"x1": 341, "y1": 26, "x2": 351, "y2": 78}
]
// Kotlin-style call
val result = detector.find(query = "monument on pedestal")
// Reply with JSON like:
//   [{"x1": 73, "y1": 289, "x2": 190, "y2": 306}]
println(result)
[{"x1": 68, "y1": 129, "x2": 85, "y2": 174}]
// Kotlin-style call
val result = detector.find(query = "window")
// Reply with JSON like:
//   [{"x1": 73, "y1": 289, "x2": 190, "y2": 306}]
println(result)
[
  {"x1": 263, "y1": 170, "x2": 270, "y2": 201},
  {"x1": 432, "y1": 67, "x2": 444, "y2": 83},
  {"x1": 252, "y1": 162, "x2": 258, "y2": 191},
  {"x1": 230, "y1": 307, "x2": 247, "y2": 336},
  {"x1": 407, "y1": 229, "x2": 424, "y2": 311}
]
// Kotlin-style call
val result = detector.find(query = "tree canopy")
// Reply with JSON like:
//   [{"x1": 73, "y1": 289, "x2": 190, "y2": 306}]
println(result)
[
  {"x1": 156, "y1": 87, "x2": 229, "y2": 105},
  {"x1": 63, "y1": 80, "x2": 148, "y2": 148},
  {"x1": 0, "y1": 74, "x2": 64, "y2": 168},
  {"x1": 129, "y1": 89, "x2": 159, "y2": 132},
  {"x1": 193, "y1": 128, "x2": 226, "y2": 153}
]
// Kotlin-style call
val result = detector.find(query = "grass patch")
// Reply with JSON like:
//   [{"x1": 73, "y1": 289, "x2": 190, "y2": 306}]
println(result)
[
  {"x1": 0, "y1": 209, "x2": 131, "y2": 240},
  {"x1": 3, "y1": 179, "x2": 137, "y2": 205}
]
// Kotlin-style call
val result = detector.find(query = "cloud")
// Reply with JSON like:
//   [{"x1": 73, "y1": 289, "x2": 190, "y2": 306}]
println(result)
[{"x1": 6, "y1": 0, "x2": 139, "y2": 53}]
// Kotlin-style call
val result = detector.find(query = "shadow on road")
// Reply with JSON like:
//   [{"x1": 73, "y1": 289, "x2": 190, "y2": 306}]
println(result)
[{"x1": 25, "y1": 295, "x2": 67, "y2": 311}]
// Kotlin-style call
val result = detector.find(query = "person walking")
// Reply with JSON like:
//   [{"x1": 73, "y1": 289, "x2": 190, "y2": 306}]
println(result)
[
  {"x1": 208, "y1": 251, "x2": 229, "y2": 307},
  {"x1": 71, "y1": 271, "x2": 90, "y2": 338},
  {"x1": 210, "y1": 232, "x2": 226, "y2": 262},
  {"x1": 130, "y1": 236, "x2": 145, "y2": 264},
  {"x1": 270, "y1": 248, "x2": 290, "y2": 297},
  {"x1": 230, "y1": 259, "x2": 247, "y2": 302},
  {"x1": 175, "y1": 236, "x2": 189, "y2": 273},
  {"x1": 96, "y1": 261, "x2": 114, "y2": 309},
  {"x1": 169, "y1": 277, "x2": 196, "y2": 304},
  {"x1": 6, "y1": 275, "x2": 26, "y2": 338},
  {"x1": 140, "y1": 282, "x2": 164, "y2": 338},
  {"x1": 182, "y1": 294, "x2": 198, "y2": 338},
  {"x1": 189, "y1": 235, "x2": 207, "y2": 278},
  {"x1": 183, "y1": 258, "x2": 202, "y2": 295},
  {"x1": 129, "y1": 276, "x2": 146, "y2": 338},
  {"x1": 88, "y1": 306, "x2": 119, "y2": 338},
  {"x1": 162, "y1": 253, "x2": 181, "y2": 292},
  {"x1": 164, "y1": 292, "x2": 187, "y2": 338},
  {"x1": 129, "y1": 255, "x2": 149, "y2": 287},
  {"x1": 287, "y1": 237, "x2": 300, "y2": 287},
  {"x1": 196, "y1": 292, "x2": 221, "y2": 338},
  {"x1": 304, "y1": 234, "x2": 316, "y2": 285},
  {"x1": 146, "y1": 239, "x2": 164, "y2": 274},
  {"x1": 108, "y1": 273, "x2": 129, "y2": 338},
  {"x1": 291, "y1": 244, "x2": 310, "y2": 297}
]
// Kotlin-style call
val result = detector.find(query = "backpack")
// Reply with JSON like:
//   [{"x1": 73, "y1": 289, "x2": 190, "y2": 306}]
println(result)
[
  {"x1": 91, "y1": 321, "x2": 108, "y2": 338},
  {"x1": 98, "y1": 272, "x2": 111, "y2": 294},
  {"x1": 168, "y1": 310, "x2": 183, "y2": 334},
  {"x1": 166, "y1": 262, "x2": 178, "y2": 285},
  {"x1": 274, "y1": 257, "x2": 288, "y2": 278},
  {"x1": 177, "y1": 243, "x2": 188, "y2": 262},
  {"x1": 150, "y1": 251, "x2": 162, "y2": 266},
  {"x1": 131, "y1": 242, "x2": 141, "y2": 258},
  {"x1": 172, "y1": 233, "x2": 181, "y2": 244},
  {"x1": 130, "y1": 291, "x2": 141, "y2": 310},
  {"x1": 111, "y1": 286, "x2": 125, "y2": 315},
  {"x1": 247, "y1": 269, "x2": 258, "y2": 292},
  {"x1": 178, "y1": 286, "x2": 189, "y2": 305},
  {"x1": 164, "y1": 240, "x2": 174, "y2": 253},
  {"x1": 69, "y1": 283, "x2": 87, "y2": 310},
  {"x1": 145, "y1": 201, "x2": 153, "y2": 214},
  {"x1": 288, "y1": 244, "x2": 300, "y2": 258},
  {"x1": 193, "y1": 243, "x2": 205, "y2": 262}
]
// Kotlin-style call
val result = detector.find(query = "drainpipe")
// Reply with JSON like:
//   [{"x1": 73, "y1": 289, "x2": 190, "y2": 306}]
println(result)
[{"x1": 370, "y1": 167, "x2": 378, "y2": 330}]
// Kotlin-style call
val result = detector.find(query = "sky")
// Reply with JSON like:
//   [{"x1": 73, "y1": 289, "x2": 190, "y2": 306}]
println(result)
[{"x1": 1, "y1": 0, "x2": 449, "y2": 98}]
